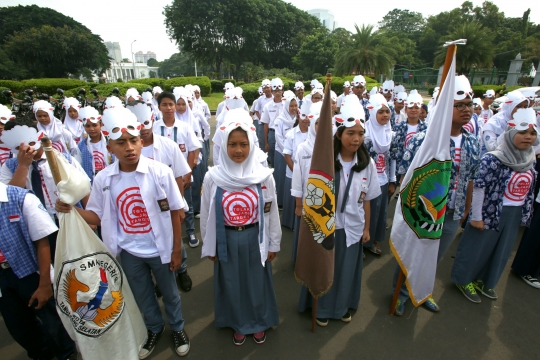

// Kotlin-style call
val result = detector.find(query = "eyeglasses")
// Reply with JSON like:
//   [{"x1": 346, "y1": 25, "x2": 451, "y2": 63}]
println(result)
[{"x1": 453, "y1": 103, "x2": 474, "y2": 110}]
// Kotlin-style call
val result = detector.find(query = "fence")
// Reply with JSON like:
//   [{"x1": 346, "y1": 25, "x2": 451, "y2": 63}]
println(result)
[{"x1": 391, "y1": 68, "x2": 439, "y2": 90}]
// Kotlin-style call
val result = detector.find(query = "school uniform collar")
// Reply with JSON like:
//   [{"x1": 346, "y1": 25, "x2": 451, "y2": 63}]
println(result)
[
  {"x1": 109, "y1": 154, "x2": 151, "y2": 176},
  {"x1": 294, "y1": 126, "x2": 308, "y2": 135}
]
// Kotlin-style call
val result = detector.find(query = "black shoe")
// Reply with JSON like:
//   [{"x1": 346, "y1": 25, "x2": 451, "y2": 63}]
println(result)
[
  {"x1": 172, "y1": 329, "x2": 190, "y2": 356},
  {"x1": 341, "y1": 312, "x2": 352, "y2": 323},
  {"x1": 139, "y1": 329, "x2": 163, "y2": 359},
  {"x1": 177, "y1": 271, "x2": 192, "y2": 292},
  {"x1": 316, "y1": 318, "x2": 328, "y2": 327},
  {"x1": 155, "y1": 284, "x2": 162, "y2": 298}
]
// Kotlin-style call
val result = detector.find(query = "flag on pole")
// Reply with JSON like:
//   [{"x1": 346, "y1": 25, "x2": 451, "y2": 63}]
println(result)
[
  {"x1": 294, "y1": 75, "x2": 336, "y2": 297},
  {"x1": 390, "y1": 45, "x2": 459, "y2": 306},
  {"x1": 47, "y1": 146, "x2": 147, "y2": 359}
]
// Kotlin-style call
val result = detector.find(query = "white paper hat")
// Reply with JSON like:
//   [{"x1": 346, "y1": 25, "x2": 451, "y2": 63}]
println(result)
[
  {"x1": 367, "y1": 93, "x2": 389, "y2": 114},
  {"x1": 299, "y1": 99, "x2": 312, "y2": 120},
  {"x1": 63, "y1": 97, "x2": 80, "y2": 110},
  {"x1": 310, "y1": 79, "x2": 320, "y2": 88},
  {"x1": 352, "y1": 75, "x2": 366, "y2": 87},
  {"x1": 483, "y1": 89, "x2": 495, "y2": 98},
  {"x1": 307, "y1": 101, "x2": 322, "y2": 119},
  {"x1": 104, "y1": 96, "x2": 124, "y2": 109},
  {"x1": 224, "y1": 87, "x2": 246, "y2": 110},
  {"x1": 193, "y1": 85, "x2": 201, "y2": 92},
  {"x1": 223, "y1": 82, "x2": 235, "y2": 91},
  {"x1": 381, "y1": 80, "x2": 395, "y2": 94},
  {"x1": 1, "y1": 125, "x2": 44, "y2": 154},
  {"x1": 0, "y1": 104, "x2": 15, "y2": 123},
  {"x1": 369, "y1": 86, "x2": 378, "y2": 96},
  {"x1": 454, "y1": 75, "x2": 473, "y2": 101},
  {"x1": 343, "y1": 81, "x2": 351, "y2": 88},
  {"x1": 395, "y1": 91, "x2": 408, "y2": 103},
  {"x1": 473, "y1": 98, "x2": 482, "y2": 107},
  {"x1": 223, "y1": 108, "x2": 255, "y2": 128},
  {"x1": 141, "y1": 91, "x2": 153, "y2": 104},
  {"x1": 33, "y1": 100, "x2": 54, "y2": 114},
  {"x1": 101, "y1": 107, "x2": 141, "y2": 140},
  {"x1": 406, "y1": 90, "x2": 423, "y2": 108},
  {"x1": 431, "y1": 89, "x2": 440, "y2": 100},
  {"x1": 79, "y1": 106, "x2": 101, "y2": 124},
  {"x1": 282, "y1": 90, "x2": 296, "y2": 102},
  {"x1": 336, "y1": 94, "x2": 365, "y2": 128},
  {"x1": 522, "y1": 90, "x2": 537, "y2": 102},
  {"x1": 330, "y1": 91, "x2": 337, "y2": 102},
  {"x1": 125, "y1": 88, "x2": 141, "y2": 102},
  {"x1": 152, "y1": 86, "x2": 163, "y2": 94},
  {"x1": 271, "y1": 78, "x2": 284, "y2": 90},
  {"x1": 504, "y1": 90, "x2": 528, "y2": 107},
  {"x1": 294, "y1": 81, "x2": 305, "y2": 90},
  {"x1": 509, "y1": 108, "x2": 537, "y2": 131},
  {"x1": 394, "y1": 85, "x2": 406, "y2": 94},
  {"x1": 258, "y1": 86, "x2": 263, "y2": 95},
  {"x1": 127, "y1": 102, "x2": 154, "y2": 129},
  {"x1": 261, "y1": 79, "x2": 271, "y2": 87}
]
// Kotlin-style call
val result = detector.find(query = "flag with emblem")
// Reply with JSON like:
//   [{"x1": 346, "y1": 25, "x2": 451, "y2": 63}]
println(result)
[
  {"x1": 390, "y1": 42, "x2": 462, "y2": 307},
  {"x1": 294, "y1": 75, "x2": 336, "y2": 300},
  {"x1": 44, "y1": 141, "x2": 147, "y2": 359}
]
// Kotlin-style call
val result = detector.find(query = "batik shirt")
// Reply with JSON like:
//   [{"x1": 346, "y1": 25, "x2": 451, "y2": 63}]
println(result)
[
  {"x1": 390, "y1": 120, "x2": 428, "y2": 162},
  {"x1": 398, "y1": 128, "x2": 481, "y2": 221},
  {"x1": 474, "y1": 154, "x2": 536, "y2": 230},
  {"x1": 364, "y1": 137, "x2": 396, "y2": 186}
]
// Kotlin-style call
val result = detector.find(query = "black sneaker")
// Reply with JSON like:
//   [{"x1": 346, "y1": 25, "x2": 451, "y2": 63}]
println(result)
[
  {"x1": 316, "y1": 318, "x2": 328, "y2": 327},
  {"x1": 177, "y1": 271, "x2": 192, "y2": 292},
  {"x1": 473, "y1": 280, "x2": 498, "y2": 300},
  {"x1": 139, "y1": 329, "x2": 163, "y2": 359},
  {"x1": 341, "y1": 312, "x2": 352, "y2": 323},
  {"x1": 172, "y1": 329, "x2": 190, "y2": 356}
]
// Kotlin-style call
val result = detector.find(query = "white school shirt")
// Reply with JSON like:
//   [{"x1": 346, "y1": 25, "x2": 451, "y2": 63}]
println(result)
[
  {"x1": 220, "y1": 186, "x2": 259, "y2": 226},
  {"x1": 0, "y1": 152, "x2": 90, "y2": 217},
  {"x1": 195, "y1": 97, "x2": 211, "y2": 122},
  {"x1": 251, "y1": 99, "x2": 260, "y2": 121},
  {"x1": 283, "y1": 127, "x2": 308, "y2": 178},
  {"x1": 86, "y1": 156, "x2": 185, "y2": 264},
  {"x1": 143, "y1": 134, "x2": 191, "y2": 178},
  {"x1": 503, "y1": 170, "x2": 534, "y2": 206},
  {"x1": 335, "y1": 156, "x2": 381, "y2": 246},
  {"x1": 260, "y1": 100, "x2": 283, "y2": 130},
  {"x1": 88, "y1": 139, "x2": 109, "y2": 174},
  {"x1": 200, "y1": 175, "x2": 281, "y2": 266},
  {"x1": 256, "y1": 95, "x2": 274, "y2": 116},
  {"x1": 193, "y1": 108, "x2": 211, "y2": 141},
  {"x1": 291, "y1": 142, "x2": 313, "y2": 199},
  {"x1": 448, "y1": 134, "x2": 462, "y2": 209},
  {"x1": 216, "y1": 100, "x2": 226, "y2": 119},
  {"x1": 480, "y1": 109, "x2": 493, "y2": 125},
  {"x1": 152, "y1": 119, "x2": 202, "y2": 163},
  {"x1": 274, "y1": 116, "x2": 294, "y2": 154}
]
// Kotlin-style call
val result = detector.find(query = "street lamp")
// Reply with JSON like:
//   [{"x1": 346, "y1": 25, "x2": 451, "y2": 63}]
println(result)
[{"x1": 131, "y1": 40, "x2": 137, "y2": 80}]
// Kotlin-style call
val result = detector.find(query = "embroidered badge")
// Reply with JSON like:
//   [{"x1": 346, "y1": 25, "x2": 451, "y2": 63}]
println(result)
[
  {"x1": 158, "y1": 198, "x2": 170, "y2": 212},
  {"x1": 8, "y1": 214, "x2": 20, "y2": 222}
]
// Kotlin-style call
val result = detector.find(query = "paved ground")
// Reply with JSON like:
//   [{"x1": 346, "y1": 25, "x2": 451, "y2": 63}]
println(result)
[{"x1": 2, "y1": 116, "x2": 538, "y2": 360}]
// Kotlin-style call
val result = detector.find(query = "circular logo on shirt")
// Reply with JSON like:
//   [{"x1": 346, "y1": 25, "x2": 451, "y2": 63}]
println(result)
[
  {"x1": 93, "y1": 150, "x2": 106, "y2": 172},
  {"x1": 116, "y1": 187, "x2": 151, "y2": 234},
  {"x1": 463, "y1": 121, "x2": 474, "y2": 134},
  {"x1": 405, "y1": 132, "x2": 417, "y2": 148},
  {"x1": 375, "y1": 154, "x2": 386, "y2": 174},
  {"x1": 55, "y1": 252, "x2": 124, "y2": 338},
  {"x1": 222, "y1": 188, "x2": 258, "y2": 225},
  {"x1": 52, "y1": 141, "x2": 66, "y2": 153},
  {"x1": 504, "y1": 172, "x2": 532, "y2": 202}
]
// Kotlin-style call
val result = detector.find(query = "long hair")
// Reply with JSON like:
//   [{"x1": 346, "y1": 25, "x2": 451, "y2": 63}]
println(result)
[{"x1": 333, "y1": 124, "x2": 370, "y2": 173}]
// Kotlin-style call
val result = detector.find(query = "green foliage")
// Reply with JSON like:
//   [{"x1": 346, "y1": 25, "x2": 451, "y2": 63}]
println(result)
[
  {"x1": 68, "y1": 83, "x2": 150, "y2": 98},
  {"x1": 128, "y1": 78, "x2": 164, "y2": 87},
  {"x1": 0, "y1": 80, "x2": 24, "y2": 92},
  {"x1": 147, "y1": 58, "x2": 159, "y2": 67},
  {"x1": 237, "y1": 81, "x2": 245, "y2": 86},
  {"x1": 0, "y1": 87, "x2": 11, "y2": 105},
  {"x1": 20, "y1": 79, "x2": 89, "y2": 95},
  {"x1": 293, "y1": 30, "x2": 338, "y2": 79},
  {"x1": 162, "y1": 77, "x2": 211, "y2": 96},
  {"x1": 239, "y1": 83, "x2": 261, "y2": 104},
  {"x1": 378, "y1": 9, "x2": 425, "y2": 38},
  {"x1": 221, "y1": 79, "x2": 236, "y2": 86},
  {"x1": 211, "y1": 80, "x2": 223, "y2": 93}
]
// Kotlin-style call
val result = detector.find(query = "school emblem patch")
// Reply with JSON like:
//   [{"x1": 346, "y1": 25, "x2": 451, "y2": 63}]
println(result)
[
  {"x1": 400, "y1": 159, "x2": 452, "y2": 239},
  {"x1": 56, "y1": 252, "x2": 125, "y2": 337},
  {"x1": 302, "y1": 170, "x2": 335, "y2": 249}
]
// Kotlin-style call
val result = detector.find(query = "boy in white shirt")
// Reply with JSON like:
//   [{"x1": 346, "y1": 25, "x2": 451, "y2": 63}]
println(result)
[
  {"x1": 480, "y1": 89, "x2": 495, "y2": 125},
  {"x1": 260, "y1": 78, "x2": 284, "y2": 166},
  {"x1": 55, "y1": 107, "x2": 191, "y2": 358}
]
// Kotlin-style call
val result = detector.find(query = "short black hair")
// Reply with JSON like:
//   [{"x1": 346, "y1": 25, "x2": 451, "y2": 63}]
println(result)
[
  {"x1": 4, "y1": 115, "x2": 37, "y2": 131},
  {"x1": 157, "y1": 91, "x2": 176, "y2": 106}
]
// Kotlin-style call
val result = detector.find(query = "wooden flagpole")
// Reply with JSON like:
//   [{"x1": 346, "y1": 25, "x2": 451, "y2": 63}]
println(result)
[
  {"x1": 311, "y1": 297, "x2": 318, "y2": 332},
  {"x1": 389, "y1": 41, "x2": 462, "y2": 316},
  {"x1": 41, "y1": 137, "x2": 63, "y2": 185}
]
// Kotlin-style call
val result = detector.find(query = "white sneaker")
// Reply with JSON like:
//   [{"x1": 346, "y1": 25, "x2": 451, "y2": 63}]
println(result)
[
  {"x1": 522, "y1": 275, "x2": 540, "y2": 289},
  {"x1": 189, "y1": 234, "x2": 199, "y2": 248}
]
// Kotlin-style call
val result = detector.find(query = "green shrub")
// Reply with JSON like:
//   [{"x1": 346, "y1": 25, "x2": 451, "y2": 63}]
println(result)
[
  {"x1": 237, "y1": 81, "x2": 245, "y2": 86},
  {"x1": 239, "y1": 83, "x2": 260, "y2": 104},
  {"x1": 162, "y1": 76, "x2": 211, "y2": 96},
  {"x1": 0, "y1": 80, "x2": 24, "y2": 92},
  {"x1": 211, "y1": 80, "x2": 223, "y2": 93},
  {"x1": 58, "y1": 83, "x2": 150, "y2": 99},
  {"x1": 127, "y1": 78, "x2": 164, "y2": 87},
  {"x1": 0, "y1": 87, "x2": 11, "y2": 105},
  {"x1": 21, "y1": 78, "x2": 89, "y2": 95}
]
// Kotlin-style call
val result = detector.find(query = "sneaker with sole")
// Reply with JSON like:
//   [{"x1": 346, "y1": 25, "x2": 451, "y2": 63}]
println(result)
[
  {"x1": 189, "y1": 234, "x2": 200, "y2": 248},
  {"x1": 394, "y1": 299, "x2": 406, "y2": 316},
  {"x1": 366, "y1": 243, "x2": 382, "y2": 255},
  {"x1": 473, "y1": 280, "x2": 497, "y2": 299},
  {"x1": 341, "y1": 312, "x2": 352, "y2": 323},
  {"x1": 422, "y1": 297, "x2": 440, "y2": 312},
  {"x1": 253, "y1": 331, "x2": 266, "y2": 344},
  {"x1": 177, "y1": 271, "x2": 192, "y2": 292},
  {"x1": 194, "y1": 212, "x2": 200, "y2": 219},
  {"x1": 233, "y1": 333, "x2": 246, "y2": 346},
  {"x1": 316, "y1": 318, "x2": 329, "y2": 327},
  {"x1": 522, "y1": 275, "x2": 540, "y2": 289},
  {"x1": 139, "y1": 329, "x2": 163, "y2": 359},
  {"x1": 455, "y1": 283, "x2": 482, "y2": 303},
  {"x1": 172, "y1": 329, "x2": 190, "y2": 356}
]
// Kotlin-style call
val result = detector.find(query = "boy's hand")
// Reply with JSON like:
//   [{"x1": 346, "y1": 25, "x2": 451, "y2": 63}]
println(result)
[
  {"x1": 361, "y1": 229, "x2": 371, "y2": 244},
  {"x1": 17, "y1": 142, "x2": 36, "y2": 167},
  {"x1": 295, "y1": 206, "x2": 302, "y2": 217},
  {"x1": 55, "y1": 199, "x2": 72, "y2": 213},
  {"x1": 267, "y1": 252, "x2": 276, "y2": 262},
  {"x1": 170, "y1": 249, "x2": 182, "y2": 271},
  {"x1": 29, "y1": 284, "x2": 53, "y2": 309},
  {"x1": 470, "y1": 220, "x2": 484, "y2": 231},
  {"x1": 183, "y1": 174, "x2": 192, "y2": 189},
  {"x1": 208, "y1": 256, "x2": 218, "y2": 262}
]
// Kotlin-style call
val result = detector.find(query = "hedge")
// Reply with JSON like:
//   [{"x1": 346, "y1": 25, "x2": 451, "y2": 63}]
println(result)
[
  {"x1": 162, "y1": 77, "x2": 211, "y2": 96},
  {"x1": 0, "y1": 87, "x2": 11, "y2": 105},
  {"x1": 20, "y1": 79, "x2": 89, "y2": 95},
  {"x1": 0, "y1": 80, "x2": 24, "y2": 92},
  {"x1": 127, "y1": 78, "x2": 164, "y2": 87},
  {"x1": 221, "y1": 79, "x2": 236, "y2": 86},
  {"x1": 239, "y1": 83, "x2": 261, "y2": 104},
  {"x1": 211, "y1": 80, "x2": 223, "y2": 93}
]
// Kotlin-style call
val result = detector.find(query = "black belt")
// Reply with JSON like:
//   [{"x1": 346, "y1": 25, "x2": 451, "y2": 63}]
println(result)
[
  {"x1": 0, "y1": 262, "x2": 11, "y2": 270},
  {"x1": 224, "y1": 223, "x2": 258, "y2": 231},
  {"x1": 269, "y1": 128, "x2": 275, "y2": 132}
]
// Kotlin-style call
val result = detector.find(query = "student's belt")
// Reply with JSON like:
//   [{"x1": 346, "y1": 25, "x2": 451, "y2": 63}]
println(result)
[{"x1": 161, "y1": 126, "x2": 178, "y2": 143}]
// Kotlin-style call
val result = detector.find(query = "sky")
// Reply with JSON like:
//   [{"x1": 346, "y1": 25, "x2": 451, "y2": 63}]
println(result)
[{"x1": 4, "y1": 0, "x2": 540, "y2": 61}]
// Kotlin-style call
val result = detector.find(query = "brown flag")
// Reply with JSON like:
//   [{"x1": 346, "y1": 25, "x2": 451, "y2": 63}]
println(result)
[{"x1": 294, "y1": 75, "x2": 335, "y2": 298}]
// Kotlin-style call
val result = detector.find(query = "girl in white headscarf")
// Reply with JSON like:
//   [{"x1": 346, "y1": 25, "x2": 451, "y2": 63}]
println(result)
[
  {"x1": 362, "y1": 93, "x2": 396, "y2": 255},
  {"x1": 62, "y1": 97, "x2": 84, "y2": 144},
  {"x1": 482, "y1": 90, "x2": 528, "y2": 154},
  {"x1": 452, "y1": 108, "x2": 538, "y2": 303},
  {"x1": 273, "y1": 90, "x2": 298, "y2": 211},
  {"x1": 200, "y1": 120, "x2": 281, "y2": 346}
]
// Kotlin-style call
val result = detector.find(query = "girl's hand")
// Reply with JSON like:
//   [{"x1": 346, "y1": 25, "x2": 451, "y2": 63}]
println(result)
[
  {"x1": 388, "y1": 183, "x2": 396, "y2": 196},
  {"x1": 361, "y1": 229, "x2": 370, "y2": 244},
  {"x1": 267, "y1": 252, "x2": 276, "y2": 262},
  {"x1": 55, "y1": 199, "x2": 72, "y2": 213},
  {"x1": 295, "y1": 206, "x2": 302, "y2": 217},
  {"x1": 208, "y1": 256, "x2": 218, "y2": 262},
  {"x1": 470, "y1": 220, "x2": 484, "y2": 231}
]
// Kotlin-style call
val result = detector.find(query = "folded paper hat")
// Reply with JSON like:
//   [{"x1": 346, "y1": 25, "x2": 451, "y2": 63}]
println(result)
[
  {"x1": 101, "y1": 107, "x2": 141, "y2": 140},
  {"x1": 127, "y1": 102, "x2": 154, "y2": 129},
  {"x1": 79, "y1": 106, "x2": 101, "y2": 124}
]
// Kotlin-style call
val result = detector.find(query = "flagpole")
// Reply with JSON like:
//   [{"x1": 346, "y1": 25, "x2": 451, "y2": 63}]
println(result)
[
  {"x1": 388, "y1": 42, "x2": 458, "y2": 316},
  {"x1": 41, "y1": 137, "x2": 63, "y2": 185},
  {"x1": 311, "y1": 297, "x2": 318, "y2": 332}
]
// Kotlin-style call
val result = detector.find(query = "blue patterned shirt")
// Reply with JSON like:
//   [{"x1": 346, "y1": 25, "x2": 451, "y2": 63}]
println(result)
[
  {"x1": 390, "y1": 120, "x2": 428, "y2": 162},
  {"x1": 474, "y1": 154, "x2": 536, "y2": 230}
]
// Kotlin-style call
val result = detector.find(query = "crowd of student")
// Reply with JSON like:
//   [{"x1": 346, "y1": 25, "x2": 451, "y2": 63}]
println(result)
[{"x1": 0, "y1": 73, "x2": 538, "y2": 359}]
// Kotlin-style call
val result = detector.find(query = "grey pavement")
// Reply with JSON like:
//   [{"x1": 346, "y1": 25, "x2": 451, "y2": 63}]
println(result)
[{"x1": 2, "y1": 116, "x2": 538, "y2": 360}]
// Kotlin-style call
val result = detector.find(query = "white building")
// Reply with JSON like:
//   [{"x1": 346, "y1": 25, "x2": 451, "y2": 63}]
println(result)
[
  {"x1": 104, "y1": 42, "x2": 123, "y2": 63},
  {"x1": 134, "y1": 51, "x2": 157, "y2": 63},
  {"x1": 308, "y1": 9, "x2": 337, "y2": 31},
  {"x1": 104, "y1": 62, "x2": 159, "y2": 82}
]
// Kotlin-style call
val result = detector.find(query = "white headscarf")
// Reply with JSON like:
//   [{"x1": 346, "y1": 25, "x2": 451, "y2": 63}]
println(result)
[
  {"x1": 174, "y1": 90, "x2": 199, "y2": 133},
  {"x1": 276, "y1": 90, "x2": 297, "y2": 128},
  {"x1": 483, "y1": 90, "x2": 528, "y2": 136},
  {"x1": 207, "y1": 121, "x2": 273, "y2": 192},
  {"x1": 34, "y1": 100, "x2": 67, "y2": 151},
  {"x1": 63, "y1": 97, "x2": 84, "y2": 140},
  {"x1": 366, "y1": 93, "x2": 392, "y2": 153}
]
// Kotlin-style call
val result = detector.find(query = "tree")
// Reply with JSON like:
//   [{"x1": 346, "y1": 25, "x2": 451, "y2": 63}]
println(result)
[
  {"x1": 378, "y1": 9, "x2": 425, "y2": 39},
  {"x1": 147, "y1": 58, "x2": 159, "y2": 67},
  {"x1": 434, "y1": 22, "x2": 494, "y2": 73},
  {"x1": 293, "y1": 30, "x2": 338, "y2": 79},
  {"x1": 159, "y1": 52, "x2": 194, "y2": 78},
  {"x1": 334, "y1": 24, "x2": 396, "y2": 77},
  {"x1": 4, "y1": 25, "x2": 110, "y2": 78}
]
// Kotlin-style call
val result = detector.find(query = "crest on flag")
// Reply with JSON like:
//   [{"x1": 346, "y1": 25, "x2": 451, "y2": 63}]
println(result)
[{"x1": 303, "y1": 170, "x2": 335, "y2": 245}]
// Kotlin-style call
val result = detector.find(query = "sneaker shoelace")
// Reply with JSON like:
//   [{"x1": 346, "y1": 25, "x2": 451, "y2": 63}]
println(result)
[
  {"x1": 465, "y1": 283, "x2": 477, "y2": 294},
  {"x1": 173, "y1": 331, "x2": 188, "y2": 347},
  {"x1": 144, "y1": 332, "x2": 159, "y2": 349}
]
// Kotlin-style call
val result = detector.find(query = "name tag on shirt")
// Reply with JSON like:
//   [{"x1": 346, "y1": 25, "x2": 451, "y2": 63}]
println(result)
[
  {"x1": 158, "y1": 198, "x2": 170, "y2": 212},
  {"x1": 264, "y1": 202, "x2": 272, "y2": 213},
  {"x1": 8, "y1": 215, "x2": 20, "y2": 222},
  {"x1": 179, "y1": 144, "x2": 186, "y2": 152}
]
